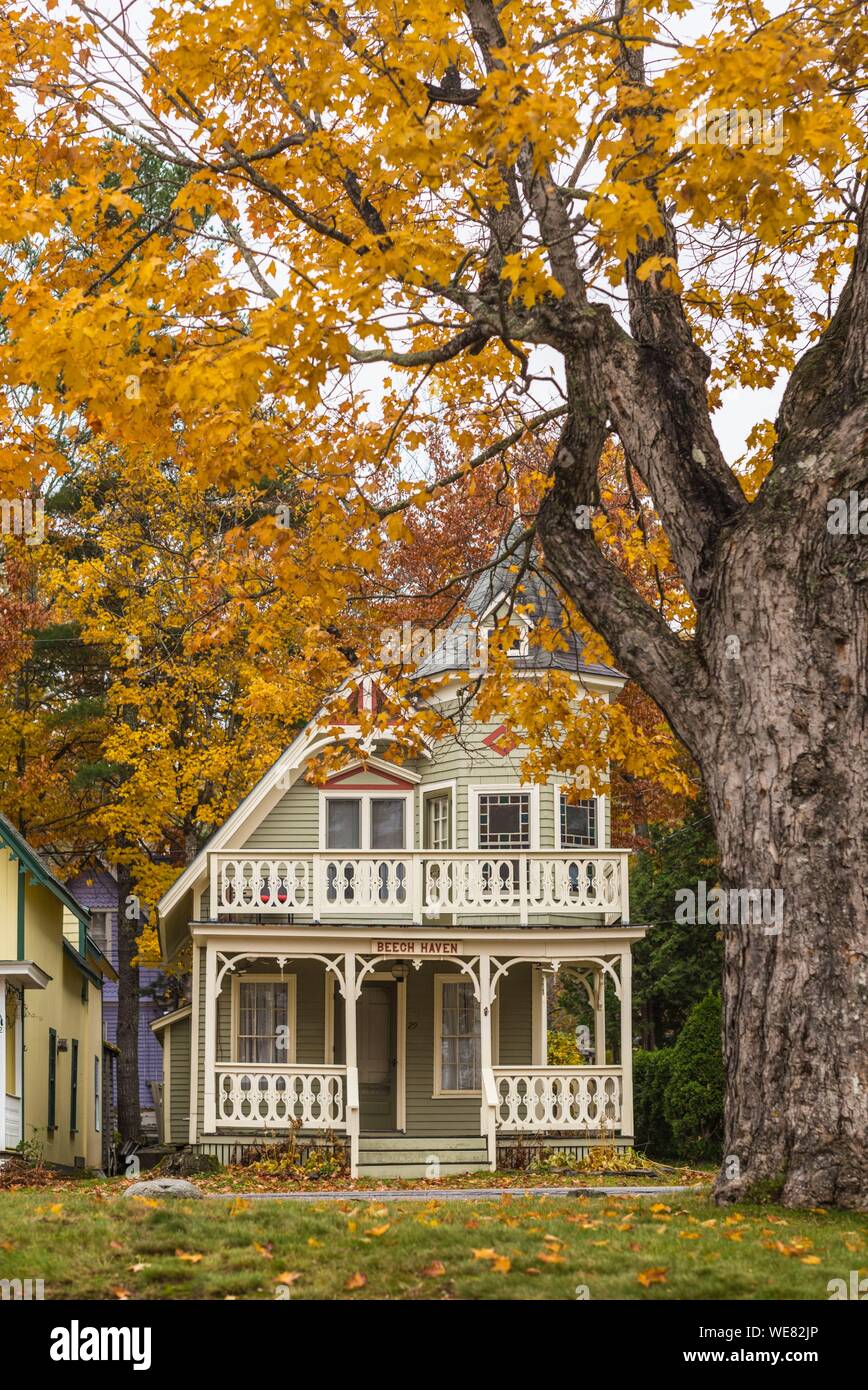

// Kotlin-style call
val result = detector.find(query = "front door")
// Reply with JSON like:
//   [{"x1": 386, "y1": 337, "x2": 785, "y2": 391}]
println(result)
[{"x1": 358, "y1": 982, "x2": 397, "y2": 1131}]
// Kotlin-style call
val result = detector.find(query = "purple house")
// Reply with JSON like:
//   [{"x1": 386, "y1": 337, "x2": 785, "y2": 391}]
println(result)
[{"x1": 67, "y1": 866, "x2": 166, "y2": 1129}]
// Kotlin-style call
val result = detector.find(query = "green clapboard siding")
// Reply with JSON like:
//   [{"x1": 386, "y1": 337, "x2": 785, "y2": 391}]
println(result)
[{"x1": 167, "y1": 1015, "x2": 191, "y2": 1143}]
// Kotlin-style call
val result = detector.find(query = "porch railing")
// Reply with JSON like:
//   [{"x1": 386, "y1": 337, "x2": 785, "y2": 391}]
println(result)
[
  {"x1": 215, "y1": 1065, "x2": 348, "y2": 1129},
  {"x1": 488, "y1": 1066, "x2": 623, "y2": 1132},
  {"x1": 209, "y1": 850, "x2": 629, "y2": 924}
]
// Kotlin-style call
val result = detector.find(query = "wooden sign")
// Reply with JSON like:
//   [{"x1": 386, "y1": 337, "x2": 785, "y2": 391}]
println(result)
[{"x1": 374, "y1": 939, "x2": 462, "y2": 956}]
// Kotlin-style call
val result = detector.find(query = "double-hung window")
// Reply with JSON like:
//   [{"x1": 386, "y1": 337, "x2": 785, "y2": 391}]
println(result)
[
  {"x1": 436, "y1": 978, "x2": 481, "y2": 1093},
  {"x1": 324, "y1": 792, "x2": 410, "y2": 904},
  {"x1": 235, "y1": 979, "x2": 294, "y2": 1063},
  {"x1": 424, "y1": 793, "x2": 451, "y2": 851}
]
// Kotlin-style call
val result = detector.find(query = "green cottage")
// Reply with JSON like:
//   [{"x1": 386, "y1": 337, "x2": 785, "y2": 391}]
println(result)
[{"x1": 152, "y1": 559, "x2": 646, "y2": 1179}]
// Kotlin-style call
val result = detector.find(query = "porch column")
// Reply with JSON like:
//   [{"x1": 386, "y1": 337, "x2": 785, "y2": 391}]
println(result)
[
  {"x1": 202, "y1": 944, "x2": 218, "y2": 1133},
  {"x1": 0, "y1": 979, "x2": 6, "y2": 1153},
  {"x1": 619, "y1": 949, "x2": 634, "y2": 1138},
  {"x1": 344, "y1": 953, "x2": 359, "y2": 1177},
  {"x1": 478, "y1": 953, "x2": 496, "y2": 1171},
  {"x1": 594, "y1": 970, "x2": 607, "y2": 1065},
  {"x1": 531, "y1": 966, "x2": 547, "y2": 1065}
]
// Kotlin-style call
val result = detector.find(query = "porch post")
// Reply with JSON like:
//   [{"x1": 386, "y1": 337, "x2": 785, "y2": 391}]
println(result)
[
  {"x1": 0, "y1": 978, "x2": 6, "y2": 1153},
  {"x1": 202, "y1": 943, "x2": 217, "y2": 1133},
  {"x1": 478, "y1": 952, "x2": 496, "y2": 1171},
  {"x1": 594, "y1": 970, "x2": 607, "y2": 1065},
  {"x1": 619, "y1": 949, "x2": 634, "y2": 1139},
  {"x1": 344, "y1": 952, "x2": 359, "y2": 1178},
  {"x1": 531, "y1": 966, "x2": 547, "y2": 1065}
]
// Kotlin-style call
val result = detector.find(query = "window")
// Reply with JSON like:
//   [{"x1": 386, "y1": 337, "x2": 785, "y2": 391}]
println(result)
[
  {"x1": 70, "y1": 1038, "x2": 79, "y2": 1133},
  {"x1": 370, "y1": 797, "x2": 405, "y2": 850},
  {"x1": 436, "y1": 979, "x2": 481, "y2": 1093},
  {"x1": 89, "y1": 910, "x2": 112, "y2": 958},
  {"x1": 327, "y1": 798, "x2": 360, "y2": 850},
  {"x1": 425, "y1": 793, "x2": 451, "y2": 851},
  {"x1": 235, "y1": 979, "x2": 294, "y2": 1063},
  {"x1": 478, "y1": 792, "x2": 530, "y2": 850},
  {"x1": 324, "y1": 793, "x2": 409, "y2": 850},
  {"x1": 47, "y1": 1028, "x2": 57, "y2": 1130},
  {"x1": 560, "y1": 794, "x2": 598, "y2": 848},
  {"x1": 94, "y1": 1056, "x2": 101, "y2": 1133}
]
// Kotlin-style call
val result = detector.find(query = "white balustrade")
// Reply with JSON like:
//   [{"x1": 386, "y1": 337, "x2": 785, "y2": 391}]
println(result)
[
  {"x1": 491, "y1": 1066, "x2": 622, "y2": 1132},
  {"x1": 214, "y1": 858, "x2": 311, "y2": 913},
  {"x1": 210, "y1": 851, "x2": 629, "y2": 921},
  {"x1": 216, "y1": 1065, "x2": 347, "y2": 1129}
]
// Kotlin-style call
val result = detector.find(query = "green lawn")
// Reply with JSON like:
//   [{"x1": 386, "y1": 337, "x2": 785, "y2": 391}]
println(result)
[{"x1": 1, "y1": 1188, "x2": 865, "y2": 1299}]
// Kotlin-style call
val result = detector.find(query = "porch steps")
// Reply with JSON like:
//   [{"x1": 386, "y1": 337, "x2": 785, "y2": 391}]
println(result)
[{"x1": 357, "y1": 1134, "x2": 490, "y2": 1179}]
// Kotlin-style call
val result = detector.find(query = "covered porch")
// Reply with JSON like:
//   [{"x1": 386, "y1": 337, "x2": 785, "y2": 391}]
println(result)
[
  {"x1": 0, "y1": 961, "x2": 50, "y2": 1156},
  {"x1": 194, "y1": 925, "x2": 643, "y2": 1177}
]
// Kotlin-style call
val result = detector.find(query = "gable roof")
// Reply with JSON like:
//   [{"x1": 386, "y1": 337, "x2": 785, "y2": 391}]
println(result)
[{"x1": 0, "y1": 813, "x2": 91, "y2": 926}]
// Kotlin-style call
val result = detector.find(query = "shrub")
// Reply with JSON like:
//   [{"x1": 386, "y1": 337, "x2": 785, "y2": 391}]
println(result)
[
  {"x1": 664, "y1": 991, "x2": 725, "y2": 1163},
  {"x1": 633, "y1": 1045, "x2": 676, "y2": 1159},
  {"x1": 547, "y1": 1029, "x2": 581, "y2": 1065}
]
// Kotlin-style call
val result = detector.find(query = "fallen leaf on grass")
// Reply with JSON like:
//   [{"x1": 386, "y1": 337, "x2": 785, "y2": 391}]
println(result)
[
  {"x1": 112, "y1": 1287, "x2": 132, "y2": 1300},
  {"x1": 345, "y1": 1272, "x2": 367, "y2": 1290},
  {"x1": 365, "y1": 1224, "x2": 390, "y2": 1237},
  {"x1": 637, "y1": 1267, "x2": 668, "y2": 1287},
  {"x1": 472, "y1": 1248, "x2": 511, "y2": 1273},
  {"x1": 109, "y1": 1240, "x2": 124, "y2": 1252},
  {"x1": 253, "y1": 1242, "x2": 273, "y2": 1259},
  {"x1": 175, "y1": 1249, "x2": 204, "y2": 1263},
  {"x1": 801, "y1": 1256, "x2": 822, "y2": 1265},
  {"x1": 128, "y1": 1263, "x2": 150, "y2": 1273},
  {"x1": 421, "y1": 1261, "x2": 446, "y2": 1278},
  {"x1": 538, "y1": 1251, "x2": 565, "y2": 1265},
  {"x1": 307, "y1": 1237, "x2": 322, "y2": 1248},
  {"x1": 230, "y1": 1198, "x2": 252, "y2": 1216},
  {"x1": 275, "y1": 1271, "x2": 302, "y2": 1286}
]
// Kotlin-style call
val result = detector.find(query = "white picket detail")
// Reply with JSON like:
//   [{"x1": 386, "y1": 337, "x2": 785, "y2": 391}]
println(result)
[
  {"x1": 491, "y1": 1066, "x2": 622, "y2": 1132},
  {"x1": 215, "y1": 858, "x2": 311, "y2": 913},
  {"x1": 216, "y1": 1065, "x2": 347, "y2": 1128},
  {"x1": 210, "y1": 851, "x2": 629, "y2": 921}
]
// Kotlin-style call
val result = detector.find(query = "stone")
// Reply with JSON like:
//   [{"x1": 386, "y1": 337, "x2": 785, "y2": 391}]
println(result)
[{"x1": 123, "y1": 1178, "x2": 203, "y2": 1199}]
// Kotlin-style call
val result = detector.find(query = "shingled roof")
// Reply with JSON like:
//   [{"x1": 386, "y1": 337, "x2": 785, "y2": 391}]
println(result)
[{"x1": 413, "y1": 526, "x2": 625, "y2": 681}]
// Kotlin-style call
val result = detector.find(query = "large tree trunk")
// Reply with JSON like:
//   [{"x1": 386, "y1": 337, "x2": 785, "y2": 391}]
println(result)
[
  {"x1": 115, "y1": 859, "x2": 142, "y2": 1143},
  {"x1": 701, "y1": 411, "x2": 868, "y2": 1208},
  {"x1": 541, "y1": 372, "x2": 868, "y2": 1208}
]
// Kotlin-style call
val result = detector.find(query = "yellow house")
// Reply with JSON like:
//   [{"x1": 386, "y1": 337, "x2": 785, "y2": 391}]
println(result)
[{"x1": 0, "y1": 815, "x2": 117, "y2": 1169}]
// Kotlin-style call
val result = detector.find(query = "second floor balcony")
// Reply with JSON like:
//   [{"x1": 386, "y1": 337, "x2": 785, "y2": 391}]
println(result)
[{"x1": 207, "y1": 849, "x2": 631, "y2": 925}]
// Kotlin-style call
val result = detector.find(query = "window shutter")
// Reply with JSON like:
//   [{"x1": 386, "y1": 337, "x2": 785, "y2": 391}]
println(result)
[
  {"x1": 47, "y1": 1028, "x2": 57, "y2": 1130},
  {"x1": 70, "y1": 1039, "x2": 79, "y2": 1133}
]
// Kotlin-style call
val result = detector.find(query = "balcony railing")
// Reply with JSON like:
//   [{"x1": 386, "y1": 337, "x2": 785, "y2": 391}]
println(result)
[
  {"x1": 215, "y1": 1065, "x2": 348, "y2": 1129},
  {"x1": 489, "y1": 1066, "x2": 623, "y2": 1132},
  {"x1": 208, "y1": 850, "x2": 629, "y2": 924}
]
